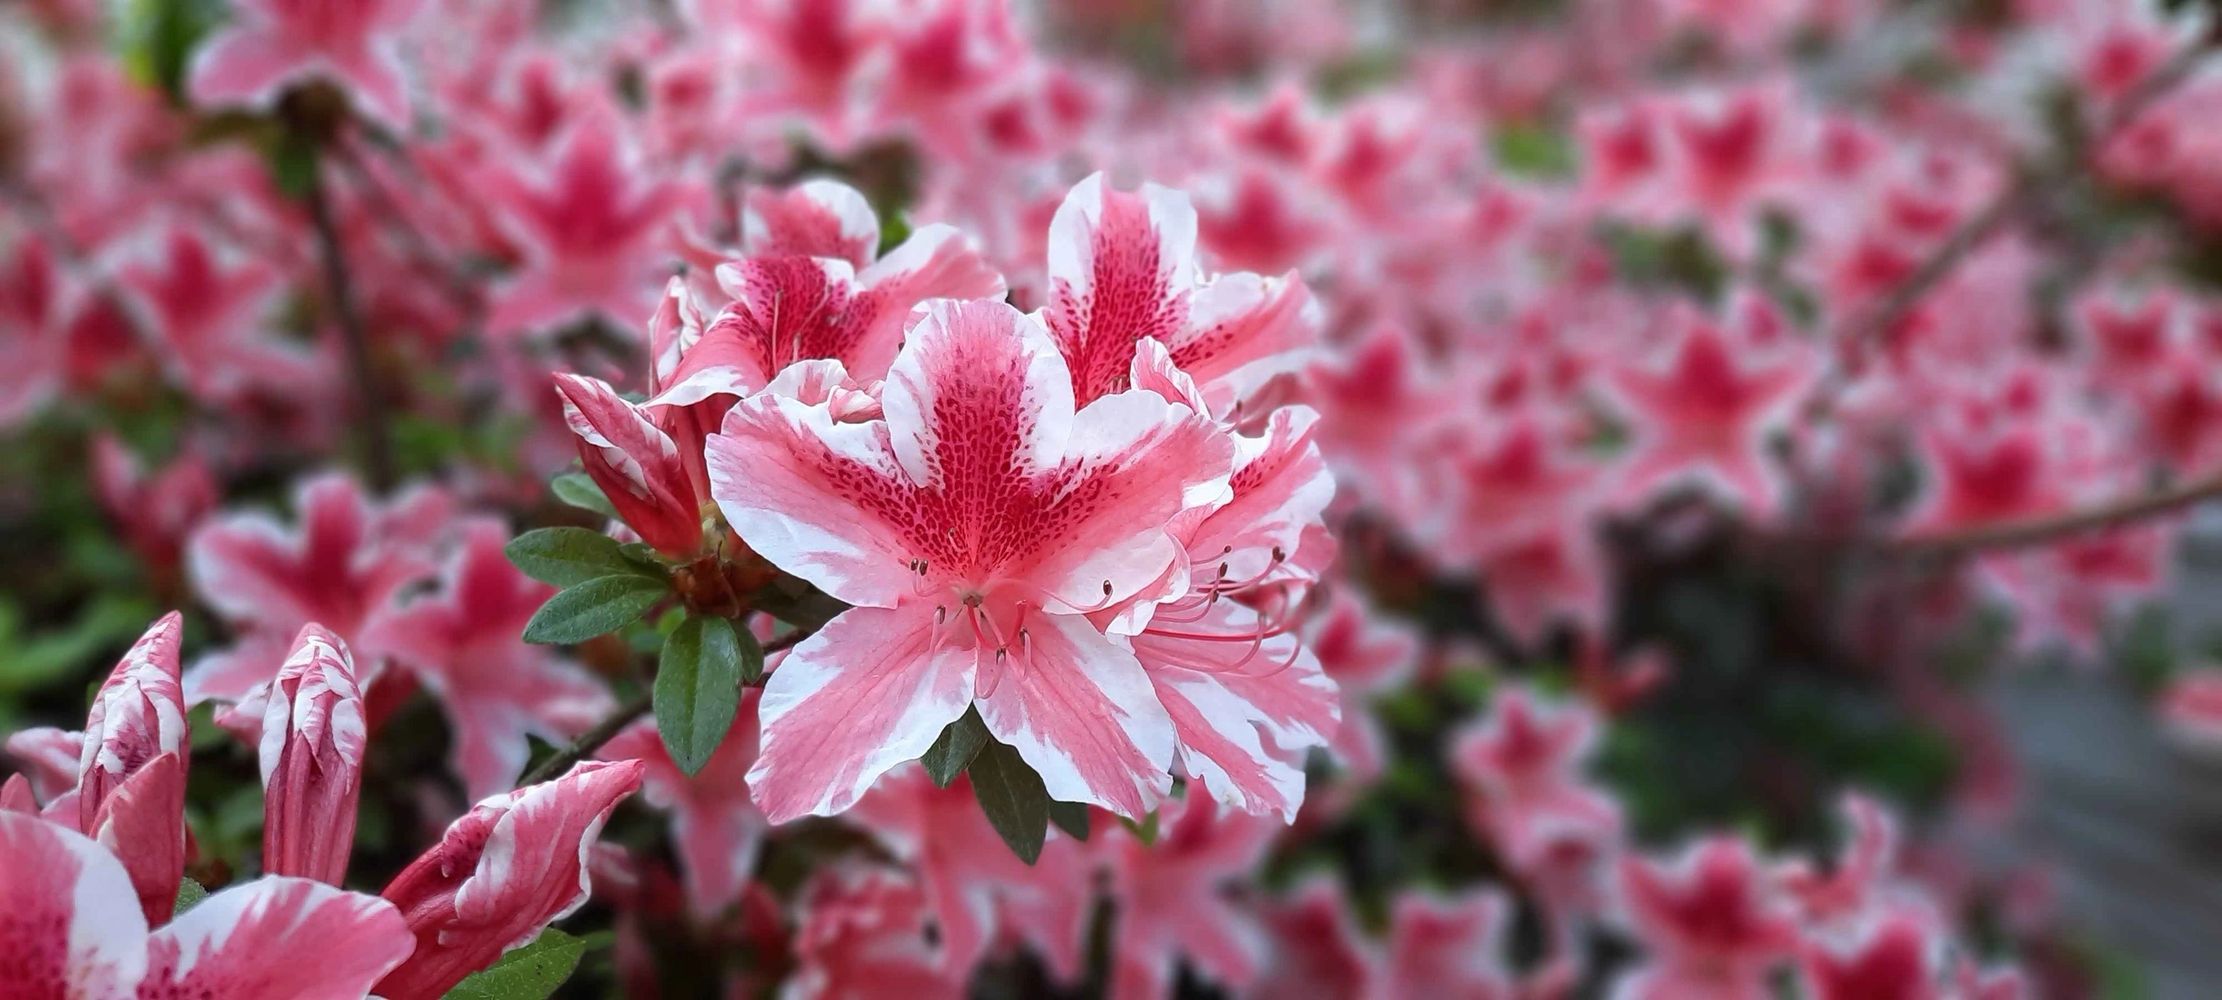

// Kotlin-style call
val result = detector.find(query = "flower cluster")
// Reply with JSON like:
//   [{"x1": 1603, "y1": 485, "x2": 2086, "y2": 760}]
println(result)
[{"x1": 4, "y1": 0, "x2": 2219, "y2": 995}]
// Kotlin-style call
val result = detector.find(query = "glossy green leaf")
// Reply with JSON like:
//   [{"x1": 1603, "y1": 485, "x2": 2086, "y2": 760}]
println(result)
[
  {"x1": 921, "y1": 708, "x2": 991, "y2": 788},
  {"x1": 654, "y1": 616, "x2": 746, "y2": 776},
  {"x1": 504, "y1": 528, "x2": 656, "y2": 588},
  {"x1": 969, "y1": 738, "x2": 1050, "y2": 864},
  {"x1": 442, "y1": 928, "x2": 587, "y2": 1000},
  {"x1": 521, "y1": 575, "x2": 669, "y2": 645}
]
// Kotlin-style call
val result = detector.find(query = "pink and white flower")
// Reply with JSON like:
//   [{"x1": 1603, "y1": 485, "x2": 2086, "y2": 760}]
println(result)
[
  {"x1": 0, "y1": 811, "x2": 415, "y2": 999},
  {"x1": 77, "y1": 612, "x2": 189, "y2": 925},
  {"x1": 186, "y1": 0, "x2": 424, "y2": 128},
  {"x1": 708, "y1": 298, "x2": 1233, "y2": 821},
  {"x1": 365, "y1": 519, "x2": 614, "y2": 798},
  {"x1": 1043, "y1": 173, "x2": 1317, "y2": 412},
  {"x1": 375, "y1": 759, "x2": 644, "y2": 999},
  {"x1": 221, "y1": 624, "x2": 367, "y2": 885}
]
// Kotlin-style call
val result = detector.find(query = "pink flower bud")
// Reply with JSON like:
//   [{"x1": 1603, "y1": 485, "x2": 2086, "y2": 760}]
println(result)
[
  {"x1": 375, "y1": 759, "x2": 644, "y2": 999},
  {"x1": 76, "y1": 612, "x2": 189, "y2": 925},
  {"x1": 240, "y1": 624, "x2": 368, "y2": 885},
  {"x1": 553, "y1": 373, "x2": 704, "y2": 557}
]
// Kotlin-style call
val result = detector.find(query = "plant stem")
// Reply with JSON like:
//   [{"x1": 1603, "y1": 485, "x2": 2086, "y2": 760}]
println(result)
[
  {"x1": 1886, "y1": 472, "x2": 2222, "y2": 559},
  {"x1": 304, "y1": 157, "x2": 398, "y2": 493}
]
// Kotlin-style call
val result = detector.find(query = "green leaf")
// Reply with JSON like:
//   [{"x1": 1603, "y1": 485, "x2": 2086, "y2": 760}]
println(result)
[
  {"x1": 654, "y1": 616, "x2": 746, "y2": 776},
  {"x1": 173, "y1": 878, "x2": 208, "y2": 915},
  {"x1": 1048, "y1": 800, "x2": 1091, "y2": 842},
  {"x1": 550, "y1": 472, "x2": 620, "y2": 520},
  {"x1": 442, "y1": 927, "x2": 588, "y2": 1000},
  {"x1": 969, "y1": 738, "x2": 1050, "y2": 864},
  {"x1": 505, "y1": 528, "x2": 657, "y2": 588},
  {"x1": 522, "y1": 575, "x2": 670, "y2": 645},
  {"x1": 920, "y1": 708, "x2": 991, "y2": 787}
]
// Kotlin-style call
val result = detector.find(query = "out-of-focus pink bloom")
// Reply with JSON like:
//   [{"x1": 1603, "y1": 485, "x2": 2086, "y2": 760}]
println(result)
[
  {"x1": 709, "y1": 0, "x2": 890, "y2": 150},
  {"x1": 1245, "y1": 877, "x2": 1377, "y2": 1000},
  {"x1": 3, "y1": 727, "x2": 86, "y2": 805},
  {"x1": 376, "y1": 759, "x2": 644, "y2": 999},
  {"x1": 785, "y1": 864, "x2": 967, "y2": 999},
  {"x1": 77, "y1": 612, "x2": 189, "y2": 925},
  {"x1": 1605, "y1": 306, "x2": 1815, "y2": 516},
  {"x1": 185, "y1": 473, "x2": 452, "y2": 704},
  {"x1": 0, "y1": 812, "x2": 415, "y2": 998},
  {"x1": 553, "y1": 372, "x2": 706, "y2": 557},
  {"x1": 219, "y1": 624, "x2": 367, "y2": 885},
  {"x1": 1777, "y1": 792, "x2": 1896, "y2": 926},
  {"x1": 1303, "y1": 591, "x2": 1420, "y2": 780},
  {"x1": 482, "y1": 102, "x2": 689, "y2": 338},
  {"x1": 1615, "y1": 836, "x2": 1801, "y2": 1000},
  {"x1": 708, "y1": 299, "x2": 1231, "y2": 822},
  {"x1": 115, "y1": 225, "x2": 323, "y2": 407},
  {"x1": 1379, "y1": 890, "x2": 1538, "y2": 1000},
  {"x1": 0, "y1": 235, "x2": 67, "y2": 429},
  {"x1": 90, "y1": 436, "x2": 218, "y2": 589},
  {"x1": 598, "y1": 693, "x2": 766, "y2": 920},
  {"x1": 662, "y1": 178, "x2": 1004, "y2": 400},
  {"x1": 366, "y1": 519, "x2": 613, "y2": 798},
  {"x1": 850, "y1": 766, "x2": 1094, "y2": 980},
  {"x1": 1101, "y1": 793, "x2": 1276, "y2": 1000},
  {"x1": 186, "y1": 0, "x2": 424, "y2": 128},
  {"x1": 1434, "y1": 412, "x2": 1605, "y2": 562},
  {"x1": 1044, "y1": 173, "x2": 1317, "y2": 412},
  {"x1": 1797, "y1": 904, "x2": 1947, "y2": 1000},
  {"x1": 1307, "y1": 324, "x2": 1451, "y2": 522},
  {"x1": 1452, "y1": 688, "x2": 1622, "y2": 914},
  {"x1": 2159, "y1": 667, "x2": 2222, "y2": 758}
]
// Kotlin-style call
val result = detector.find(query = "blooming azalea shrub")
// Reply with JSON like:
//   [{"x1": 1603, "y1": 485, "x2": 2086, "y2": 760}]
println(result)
[{"x1": 4, "y1": 0, "x2": 2222, "y2": 996}]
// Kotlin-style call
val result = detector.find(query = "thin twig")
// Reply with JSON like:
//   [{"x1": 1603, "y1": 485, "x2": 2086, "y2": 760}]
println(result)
[
  {"x1": 303, "y1": 158, "x2": 399, "y2": 492},
  {"x1": 518, "y1": 689, "x2": 653, "y2": 787},
  {"x1": 1886, "y1": 471, "x2": 2222, "y2": 559}
]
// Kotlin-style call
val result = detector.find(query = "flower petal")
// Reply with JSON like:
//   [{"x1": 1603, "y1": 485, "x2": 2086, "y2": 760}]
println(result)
[
  {"x1": 975, "y1": 612, "x2": 1175, "y2": 819},
  {"x1": 0, "y1": 811, "x2": 149, "y2": 997},
  {"x1": 1044, "y1": 173, "x2": 1199, "y2": 406},
  {"x1": 141, "y1": 876, "x2": 413, "y2": 999},
  {"x1": 742, "y1": 178, "x2": 881, "y2": 267},
  {"x1": 377, "y1": 760, "x2": 644, "y2": 999},
  {"x1": 746, "y1": 605, "x2": 976, "y2": 822}
]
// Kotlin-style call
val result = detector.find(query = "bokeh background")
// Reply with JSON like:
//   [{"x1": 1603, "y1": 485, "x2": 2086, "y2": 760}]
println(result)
[{"x1": 7, "y1": 0, "x2": 2222, "y2": 997}]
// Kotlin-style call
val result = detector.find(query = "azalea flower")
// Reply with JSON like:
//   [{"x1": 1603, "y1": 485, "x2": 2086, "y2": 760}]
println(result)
[
  {"x1": 481, "y1": 100, "x2": 692, "y2": 338},
  {"x1": 1042, "y1": 172, "x2": 1318, "y2": 412},
  {"x1": 661, "y1": 177, "x2": 1006, "y2": 402},
  {"x1": 376, "y1": 759, "x2": 645, "y2": 998},
  {"x1": 185, "y1": 473, "x2": 453, "y2": 704},
  {"x1": 0, "y1": 811, "x2": 415, "y2": 998},
  {"x1": 786, "y1": 863, "x2": 967, "y2": 999},
  {"x1": 220, "y1": 624, "x2": 367, "y2": 885},
  {"x1": 1100, "y1": 793, "x2": 1277, "y2": 1000},
  {"x1": 1122, "y1": 341, "x2": 1341, "y2": 821},
  {"x1": 74, "y1": 612, "x2": 190, "y2": 925},
  {"x1": 849, "y1": 765, "x2": 1095, "y2": 980},
  {"x1": 708, "y1": 297, "x2": 1233, "y2": 821},
  {"x1": 1614, "y1": 837, "x2": 1802, "y2": 1000},
  {"x1": 187, "y1": 0, "x2": 425, "y2": 128},
  {"x1": 364, "y1": 518, "x2": 613, "y2": 798}
]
